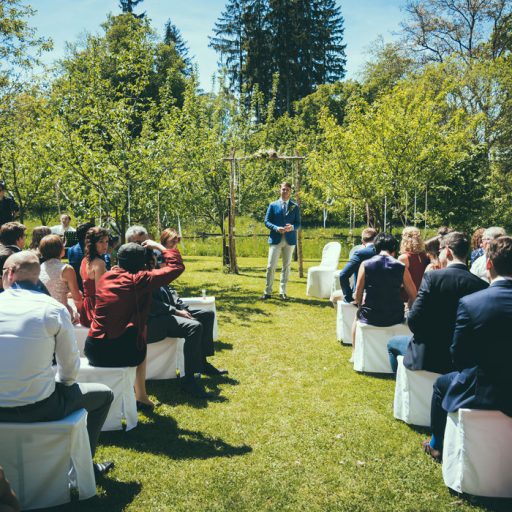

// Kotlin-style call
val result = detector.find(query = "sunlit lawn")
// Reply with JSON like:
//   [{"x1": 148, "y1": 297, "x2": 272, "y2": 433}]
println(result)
[{"x1": 50, "y1": 256, "x2": 507, "y2": 511}]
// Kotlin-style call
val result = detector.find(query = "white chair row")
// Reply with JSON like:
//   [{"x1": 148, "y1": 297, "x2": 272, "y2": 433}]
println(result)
[
  {"x1": 392, "y1": 358, "x2": 512, "y2": 498},
  {"x1": 0, "y1": 409, "x2": 96, "y2": 510}
]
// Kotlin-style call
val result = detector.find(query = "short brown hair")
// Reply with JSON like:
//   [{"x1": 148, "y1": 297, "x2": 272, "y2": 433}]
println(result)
[
  {"x1": 39, "y1": 234, "x2": 64, "y2": 260},
  {"x1": 30, "y1": 226, "x2": 52, "y2": 250},
  {"x1": 440, "y1": 232, "x2": 469, "y2": 260},
  {"x1": 361, "y1": 228, "x2": 377, "y2": 244},
  {"x1": 280, "y1": 181, "x2": 292, "y2": 189},
  {"x1": 0, "y1": 222, "x2": 26, "y2": 246},
  {"x1": 488, "y1": 236, "x2": 512, "y2": 276}
]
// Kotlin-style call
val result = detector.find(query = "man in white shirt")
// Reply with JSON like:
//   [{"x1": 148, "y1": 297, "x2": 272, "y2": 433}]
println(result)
[
  {"x1": 0, "y1": 251, "x2": 114, "y2": 477},
  {"x1": 51, "y1": 213, "x2": 76, "y2": 246},
  {"x1": 470, "y1": 226, "x2": 506, "y2": 282}
]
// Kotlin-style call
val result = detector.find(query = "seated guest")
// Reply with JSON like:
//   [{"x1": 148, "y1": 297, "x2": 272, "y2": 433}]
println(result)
[
  {"x1": 0, "y1": 251, "x2": 114, "y2": 477},
  {"x1": 39, "y1": 235, "x2": 83, "y2": 322},
  {"x1": 0, "y1": 222, "x2": 26, "y2": 292},
  {"x1": 437, "y1": 226, "x2": 452, "y2": 237},
  {"x1": 424, "y1": 236, "x2": 442, "y2": 273},
  {"x1": 147, "y1": 228, "x2": 227, "y2": 399},
  {"x1": 398, "y1": 226, "x2": 429, "y2": 302},
  {"x1": 470, "y1": 227, "x2": 485, "y2": 265},
  {"x1": 423, "y1": 236, "x2": 512, "y2": 460},
  {"x1": 355, "y1": 233, "x2": 416, "y2": 328},
  {"x1": 29, "y1": 226, "x2": 51, "y2": 262},
  {"x1": 68, "y1": 221, "x2": 95, "y2": 291},
  {"x1": 50, "y1": 213, "x2": 76, "y2": 238},
  {"x1": 332, "y1": 228, "x2": 377, "y2": 304},
  {"x1": 104, "y1": 234, "x2": 120, "y2": 271},
  {"x1": 79, "y1": 227, "x2": 108, "y2": 327},
  {"x1": 85, "y1": 239, "x2": 184, "y2": 410},
  {"x1": 387, "y1": 232, "x2": 488, "y2": 373},
  {"x1": 470, "y1": 226, "x2": 506, "y2": 282}
]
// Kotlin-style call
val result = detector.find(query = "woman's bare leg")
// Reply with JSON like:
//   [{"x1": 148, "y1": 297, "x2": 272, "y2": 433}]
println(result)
[{"x1": 135, "y1": 357, "x2": 154, "y2": 406}]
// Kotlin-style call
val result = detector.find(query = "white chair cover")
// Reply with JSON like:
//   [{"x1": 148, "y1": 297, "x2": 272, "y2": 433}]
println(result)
[
  {"x1": 181, "y1": 296, "x2": 219, "y2": 340},
  {"x1": 146, "y1": 337, "x2": 185, "y2": 379},
  {"x1": 443, "y1": 409, "x2": 512, "y2": 498},
  {"x1": 393, "y1": 356, "x2": 441, "y2": 427},
  {"x1": 306, "y1": 242, "x2": 342, "y2": 299},
  {"x1": 0, "y1": 409, "x2": 96, "y2": 510},
  {"x1": 76, "y1": 358, "x2": 137, "y2": 431},
  {"x1": 74, "y1": 325, "x2": 88, "y2": 356},
  {"x1": 353, "y1": 321, "x2": 411, "y2": 373},
  {"x1": 336, "y1": 301, "x2": 357, "y2": 346}
]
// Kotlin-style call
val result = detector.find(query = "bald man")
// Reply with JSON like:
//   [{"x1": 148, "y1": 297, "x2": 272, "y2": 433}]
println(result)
[{"x1": 0, "y1": 251, "x2": 115, "y2": 477}]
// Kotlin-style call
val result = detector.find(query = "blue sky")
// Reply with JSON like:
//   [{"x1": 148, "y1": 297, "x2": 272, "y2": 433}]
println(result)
[{"x1": 31, "y1": 0, "x2": 405, "y2": 89}]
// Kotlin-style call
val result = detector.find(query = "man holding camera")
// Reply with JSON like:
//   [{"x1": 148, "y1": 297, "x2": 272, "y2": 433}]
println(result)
[{"x1": 0, "y1": 182, "x2": 19, "y2": 228}]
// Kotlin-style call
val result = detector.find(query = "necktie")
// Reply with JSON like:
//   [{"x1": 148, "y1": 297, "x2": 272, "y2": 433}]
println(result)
[{"x1": 282, "y1": 201, "x2": 287, "y2": 215}]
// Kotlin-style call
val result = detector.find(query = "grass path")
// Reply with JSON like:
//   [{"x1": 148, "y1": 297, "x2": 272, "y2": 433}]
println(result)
[{"x1": 57, "y1": 257, "x2": 501, "y2": 511}]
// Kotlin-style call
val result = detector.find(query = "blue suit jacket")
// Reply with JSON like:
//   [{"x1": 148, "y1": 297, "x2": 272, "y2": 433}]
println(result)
[
  {"x1": 442, "y1": 280, "x2": 512, "y2": 416},
  {"x1": 265, "y1": 200, "x2": 301, "y2": 245},
  {"x1": 338, "y1": 244, "x2": 376, "y2": 302}
]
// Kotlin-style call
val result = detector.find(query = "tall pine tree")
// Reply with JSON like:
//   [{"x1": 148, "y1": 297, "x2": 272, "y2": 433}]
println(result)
[
  {"x1": 164, "y1": 19, "x2": 192, "y2": 72},
  {"x1": 211, "y1": 0, "x2": 346, "y2": 115}
]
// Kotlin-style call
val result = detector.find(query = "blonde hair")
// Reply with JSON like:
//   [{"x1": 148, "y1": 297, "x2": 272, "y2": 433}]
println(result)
[{"x1": 400, "y1": 226, "x2": 425, "y2": 254}]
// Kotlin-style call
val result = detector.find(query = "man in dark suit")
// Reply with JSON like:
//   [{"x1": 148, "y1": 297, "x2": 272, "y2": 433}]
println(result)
[
  {"x1": 0, "y1": 181, "x2": 19, "y2": 228},
  {"x1": 423, "y1": 236, "x2": 512, "y2": 460},
  {"x1": 336, "y1": 228, "x2": 377, "y2": 303},
  {"x1": 387, "y1": 232, "x2": 488, "y2": 373},
  {"x1": 261, "y1": 182, "x2": 301, "y2": 300}
]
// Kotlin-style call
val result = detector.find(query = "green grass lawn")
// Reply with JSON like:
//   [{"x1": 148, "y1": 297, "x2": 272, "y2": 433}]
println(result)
[{"x1": 52, "y1": 256, "x2": 506, "y2": 512}]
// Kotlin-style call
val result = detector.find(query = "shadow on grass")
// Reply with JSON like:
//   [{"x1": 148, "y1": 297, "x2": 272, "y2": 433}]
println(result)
[
  {"x1": 40, "y1": 478, "x2": 141, "y2": 512},
  {"x1": 448, "y1": 490, "x2": 512, "y2": 512},
  {"x1": 100, "y1": 412, "x2": 252, "y2": 461},
  {"x1": 213, "y1": 339, "x2": 233, "y2": 351},
  {"x1": 147, "y1": 378, "x2": 237, "y2": 409}
]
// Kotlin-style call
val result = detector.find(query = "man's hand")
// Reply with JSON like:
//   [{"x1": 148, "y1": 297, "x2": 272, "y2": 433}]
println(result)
[
  {"x1": 175, "y1": 309, "x2": 193, "y2": 319},
  {"x1": 284, "y1": 224, "x2": 293, "y2": 232},
  {"x1": 277, "y1": 227, "x2": 286, "y2": 234},
  {"x1": 141, "y1": 239, "x2": 166, "y2": 253}
]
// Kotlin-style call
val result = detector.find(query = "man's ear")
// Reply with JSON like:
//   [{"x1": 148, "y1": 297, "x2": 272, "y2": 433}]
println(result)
[{"x1": 486, "y1": 258, "x2": 493, "y2": 271}]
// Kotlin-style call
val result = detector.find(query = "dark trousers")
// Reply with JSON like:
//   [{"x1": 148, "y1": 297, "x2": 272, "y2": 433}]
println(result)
[
  {"x1": 147, "y1": 308, "x2": 215, "y2": 376},
  {"x1": 0, "y1": 382, "x2": 113, "y2": 457},
  {"x1": 430, "y1": 371, "x2": 458, "y2": 451}
]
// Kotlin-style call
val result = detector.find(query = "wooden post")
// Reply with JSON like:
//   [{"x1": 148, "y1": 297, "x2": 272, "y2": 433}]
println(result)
[
  {"x1": 156, "y1": 188, "x2": 161, "y2": 234},
  {"x1": 295, "y1": 158, "x2": 304, "y2": 278},
  {"x1": 228, "y1": 154, "x2": 239, "y2": 273}
]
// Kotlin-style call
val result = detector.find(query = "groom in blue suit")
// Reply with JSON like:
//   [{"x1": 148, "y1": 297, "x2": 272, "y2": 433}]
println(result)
[{"x1": 261, "y1": 182, "x2": 301, "y2": 300}]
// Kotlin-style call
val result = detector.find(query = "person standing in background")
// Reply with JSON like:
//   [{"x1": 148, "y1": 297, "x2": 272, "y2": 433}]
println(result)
[
  {"x1": 261, "y1": 182, "x2": 301, "y2": 301},
  {"x1": 0, "y1": 182, "x2": 19, "y2": 228}
]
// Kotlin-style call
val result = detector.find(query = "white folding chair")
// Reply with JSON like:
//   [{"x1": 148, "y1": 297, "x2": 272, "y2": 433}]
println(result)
[
  {"x1": 443, "y1": 409, "x2": 512, "y2": 497},
  {"x1": 353, "y1": 321, "x2": 411, "y2": 373},
  {"x1": 0, "y1": 409, "x2": 96, "y2": 510},
  {"x1": 393, "y1": 356, "x2": 441, "y2": 427},
  {"x1": 306, "y1": 242, "x2": 342, "y2": 298}
]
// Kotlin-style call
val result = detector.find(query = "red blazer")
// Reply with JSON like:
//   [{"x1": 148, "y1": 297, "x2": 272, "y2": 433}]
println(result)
[{"x1": 88, "y1": 248, "x2": 184, "y2": 341}]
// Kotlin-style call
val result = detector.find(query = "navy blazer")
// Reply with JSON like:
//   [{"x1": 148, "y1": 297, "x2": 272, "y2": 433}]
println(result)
[
  {"x1": 338, "y1": 244, "x2": 376, "y2": 302},
  {"x1": 404, "y1": 264, "x2": 488, "y2": 374},
  {"x1": 442, "y1": 280, "x2": 512, "y2": 416},
  {"x1": 265, "y1": 200, "x2": 301, "y2": 245}
]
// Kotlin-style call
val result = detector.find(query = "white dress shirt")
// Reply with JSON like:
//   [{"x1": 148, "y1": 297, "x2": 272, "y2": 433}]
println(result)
[
  {"x1": 470, "y1": 254, "x2": 489, "y2": 282},
  {"x1": 0, "y1": 288, "x2": 80, "y2": 407},
  {"x1": 50, "y1": 224, "x2": 76, "y2": 236}
]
